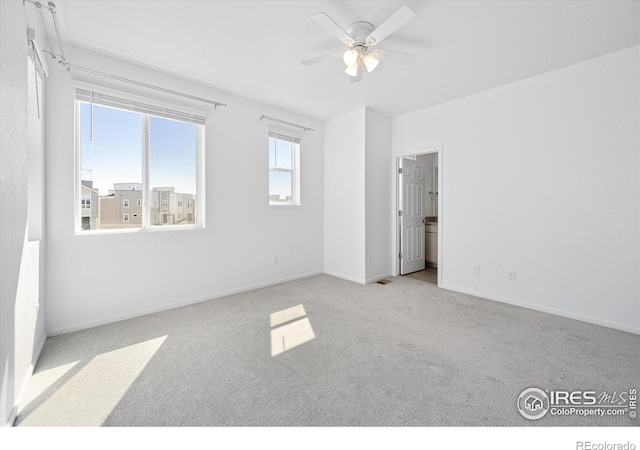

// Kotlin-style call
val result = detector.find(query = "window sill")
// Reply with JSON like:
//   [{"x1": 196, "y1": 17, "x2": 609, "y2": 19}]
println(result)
[{"x1": 75, "y1": 225, "x2": 204, "y2": 236}]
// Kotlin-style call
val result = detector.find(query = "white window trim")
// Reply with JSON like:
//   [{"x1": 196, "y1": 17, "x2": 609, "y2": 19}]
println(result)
[
  {"x1": 123, "y1": 213, "x2": 129, "y2": 222},
  {"x1": 74, "y1": 86, "x2": 206, "y2": 235}
]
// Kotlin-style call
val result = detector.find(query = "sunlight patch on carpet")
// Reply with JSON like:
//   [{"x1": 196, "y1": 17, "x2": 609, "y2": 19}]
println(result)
[
  {"x1": 270, "y1": 305, "x2": 315, "y2": 357},
  {"x1": 270, "y1": 304, "x2": 307, "y2": 327},
  {"x1": 17, "y1": 360, "x2": 79, "y2": 415},
  {"x1": 19, "y1": 336, "x2": 167, "y2": 426}
]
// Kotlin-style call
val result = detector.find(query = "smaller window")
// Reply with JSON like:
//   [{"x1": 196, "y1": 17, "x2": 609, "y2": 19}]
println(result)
[
  {"x1": 137, "y1": 199, "x2": 142, "y2": 207},
  {"x1": 123, "y1": 214, "x2": 129, "y2": 222},
  {"x1": 132, "y1": 213, "x2": 139, "y2": 218},
  {"x1": 162, "y1": 200, "x2": 168, "y2": 211},
  {"x1": 178, "y1": 201, "x2": 182, "y2": 207},
  {"x1": 123, "y1": 199, "x2": 129, "y2": 208},
  {"x1": 153, "y1": 200, "x2": 158, "y2": 207},
  {"x1": 269, "y1": 133, "x2": 300, "y2": 206},
  {"x1": 187, "y1": 201, "x2": 193, "y2": 210},
  {"x1": 154, "y1": 214, "x2": 158, "y2": 221}
]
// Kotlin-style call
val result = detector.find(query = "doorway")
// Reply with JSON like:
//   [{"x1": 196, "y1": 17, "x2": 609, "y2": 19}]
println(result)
[{"x1": 395, "y1": 147, "x2": 442, "y2": 286}]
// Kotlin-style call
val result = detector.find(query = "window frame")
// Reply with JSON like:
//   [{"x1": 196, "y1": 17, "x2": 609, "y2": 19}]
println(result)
[
  {"x1": 74, "y1": 84, "x2": 206, "y2": 235},
  {"x1": 268, "y1": 131, "x2": 301, "y2": 206}
]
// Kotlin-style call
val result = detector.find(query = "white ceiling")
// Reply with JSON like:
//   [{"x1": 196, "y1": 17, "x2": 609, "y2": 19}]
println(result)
[{"x1": 30, "y1": 0, "x2": 639, "y2": 120}]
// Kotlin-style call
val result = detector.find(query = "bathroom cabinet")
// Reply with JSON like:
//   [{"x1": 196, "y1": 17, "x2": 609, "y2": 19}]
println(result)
[{"x1": 425, "y1": 224, "x2": 438, "y2": 268}]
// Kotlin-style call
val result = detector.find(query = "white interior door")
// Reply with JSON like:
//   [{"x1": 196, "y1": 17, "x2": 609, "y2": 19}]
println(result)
[{"x1": 400, "y1": 158, "x2": 426, "y2": 275}]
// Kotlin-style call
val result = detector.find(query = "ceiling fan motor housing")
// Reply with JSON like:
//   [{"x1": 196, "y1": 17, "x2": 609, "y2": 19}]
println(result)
[{"x1": 346, "y1": 21, "x2": 375, "y2": 48}]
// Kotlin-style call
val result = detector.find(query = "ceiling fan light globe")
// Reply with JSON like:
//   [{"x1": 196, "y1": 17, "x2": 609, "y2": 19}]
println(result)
[
  {"x1": 343, "y1": 49, "x2": 359, "y2": 66},
  {"x1": 345, "y1": 63, "x2": 359, "y2": 77},
  {"x1": 363, "y1": 54, "x2": 379, "y2": 73}
]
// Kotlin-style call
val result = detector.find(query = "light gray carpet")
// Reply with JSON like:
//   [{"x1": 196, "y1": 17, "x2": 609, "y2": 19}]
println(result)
[{"x1": 16, "y1": 274, "x2": 640, "y2": 426}]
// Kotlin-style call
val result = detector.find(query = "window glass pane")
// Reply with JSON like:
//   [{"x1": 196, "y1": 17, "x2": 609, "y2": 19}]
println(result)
[
  {"x1": 274, "y1": 139, "x2": 292, "y2": 170},
  {"x1": 80, "y1": 103, "x2": 142, "y2": 230},
  {"x1": 269, "y1": 170, "x2": 292, "y2": 203},
  {"x1": 269, "y1": 137, "x2": 276, "y2": 167},
  {"x1": 149, "y1": 116, "x2": 197, "y2": 226}
]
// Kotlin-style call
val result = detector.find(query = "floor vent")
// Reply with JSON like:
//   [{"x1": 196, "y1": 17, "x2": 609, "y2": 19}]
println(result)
[{"x1": 376, "y1": 279, "x2": 393, "y2": 285}]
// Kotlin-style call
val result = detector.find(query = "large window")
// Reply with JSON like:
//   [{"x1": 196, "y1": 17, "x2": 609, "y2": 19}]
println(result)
[
  {"x1": 268, "y1": 132, "x2": 300, "y2": 205},
  {"x1": 75, "y1": 88, "x2": 205, "y2": 232}
]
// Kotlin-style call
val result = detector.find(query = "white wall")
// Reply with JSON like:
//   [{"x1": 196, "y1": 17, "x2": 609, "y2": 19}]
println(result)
[
  {"x1": 392, "y1": 46, "x2": 640, "y2": 334},
  {"x1": 365, "y1": 109, "x2": 392, "y2": 282},
  {"x1": 45, "y1": 45, "x2": 324, "y2": 335},
  {"x1": 0, "y1": 0, "x2": 47, "y2": 426},
  {"x1": 0, "y1": 0, "x2": 25, "y2": 426},
  {"x1": 324, "y1": 107, "x2": 392, "y2": 284},
  {"x1": 324, "y1": 108, "x2": 366, "y2": 283}
]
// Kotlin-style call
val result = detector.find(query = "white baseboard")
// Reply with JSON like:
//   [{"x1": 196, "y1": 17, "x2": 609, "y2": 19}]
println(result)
[
  {"x1": 323, "y1": 270, "x2": 366, "y2": 285},
  {"x1": 366, "y1": 273, "x2": 392, "y2": 284},
  {"x1": 48, "y1": 270, "x2": 324, "y2": 336},
  {"x1": 440, "y1": 283, "x2": 640, "y2": 335}
]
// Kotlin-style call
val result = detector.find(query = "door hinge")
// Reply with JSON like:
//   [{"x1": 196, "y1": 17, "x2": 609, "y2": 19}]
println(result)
[
  {"x1": 398, "y1": 168, "x2": 403, "y2": 174},
  {"x1": 398, "y1": 210, "x2": 402, "y2": 216},
  {"x1": 399, "y1": 252, "x2": 403, "y2": 259}
]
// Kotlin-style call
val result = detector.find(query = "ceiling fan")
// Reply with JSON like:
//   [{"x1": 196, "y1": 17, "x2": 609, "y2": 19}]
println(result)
[{"x1": 302, "y1": 6, "x2": 417, "y2": 82}]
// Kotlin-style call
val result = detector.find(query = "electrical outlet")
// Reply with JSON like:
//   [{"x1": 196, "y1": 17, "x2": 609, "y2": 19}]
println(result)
[
  {"x1": 473, "y1": 265, "x2": 480, "y2": 275},
  {"x1": 508, "y1": 271, "x2": 516, "y2": 281},
  {"x1": 272, "y1": 256, "x2": 279, "y2": 266}
]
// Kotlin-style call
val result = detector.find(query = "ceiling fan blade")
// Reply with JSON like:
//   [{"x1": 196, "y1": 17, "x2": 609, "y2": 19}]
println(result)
[
  {"x1": 301, "y1": 52, "x2": 344, "y2": 66},
  {"x1": 366, "y1": 6, "x2": 415, "y2": 46},
  {"x1": 312, "y1": 13, "x2": 354, "y2": 46},
  {"x1": 371, "y1": 48, "x2": 417, "y2": 66}
]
